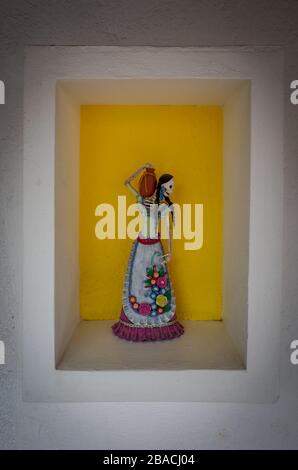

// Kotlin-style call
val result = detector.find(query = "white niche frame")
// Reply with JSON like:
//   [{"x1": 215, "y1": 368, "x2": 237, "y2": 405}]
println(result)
[{"x1": 23, "y1": 46, "x2": 283, "y2": 402}]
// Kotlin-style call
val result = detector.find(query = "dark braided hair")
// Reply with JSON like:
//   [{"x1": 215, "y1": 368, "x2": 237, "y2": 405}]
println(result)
[{"x1": 155, "y1": 174, "x2": 173, "y2": 205}]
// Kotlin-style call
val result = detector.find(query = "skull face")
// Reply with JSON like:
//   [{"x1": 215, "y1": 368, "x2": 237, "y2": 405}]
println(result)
[{"x1": 162, "y1": 178, "x2": 174, "y2": 196}]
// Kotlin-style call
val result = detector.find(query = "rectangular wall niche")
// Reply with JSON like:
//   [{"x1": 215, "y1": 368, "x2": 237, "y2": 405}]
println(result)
[
  {"x1": 55, "y1": 78, "x2": 250, "y2": 372},
  {"x1": 23, "y1": 47, "x2": 283, "y2": 403}
]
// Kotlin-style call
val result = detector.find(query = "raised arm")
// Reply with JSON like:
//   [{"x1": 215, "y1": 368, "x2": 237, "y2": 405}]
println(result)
[{"x1": 124, "y1": 163, "x2": 153, "y2": 196}]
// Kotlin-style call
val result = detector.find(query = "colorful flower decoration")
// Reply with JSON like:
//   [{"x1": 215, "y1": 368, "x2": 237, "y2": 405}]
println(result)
[
  {"x1": 139, "y1": 303, "x2": 151, "y2": 316},
  {"x1": 156, "y1": 294, "x2": 168, "y2": 308},
  {"x1": 156, "y1": 276, "x2": 167, "y2": 288},
  {"x1": 139, "y1": 262, "x2": 172, "y2": 317}
]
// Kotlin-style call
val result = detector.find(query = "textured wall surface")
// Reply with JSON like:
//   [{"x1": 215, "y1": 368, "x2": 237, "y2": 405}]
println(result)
[{"x1": 0, "y1": 0, "x2": 297, "y2": 449}]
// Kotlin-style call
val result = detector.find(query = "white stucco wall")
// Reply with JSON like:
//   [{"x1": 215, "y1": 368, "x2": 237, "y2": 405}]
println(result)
[
  {"x1": 223, "y1": 81, "x2": 250, "y2": 364},
  {"x1": 0, "y1": 0, "x2": 298, "y2": 450},
  {"x1": 55, "y1": 83, "x2": 81, "y2": 364}
]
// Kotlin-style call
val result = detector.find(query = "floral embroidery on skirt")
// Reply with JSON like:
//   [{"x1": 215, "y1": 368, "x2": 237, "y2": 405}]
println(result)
[{"x1": 112, "y1": 235, "x2": 184, "y2": 342}]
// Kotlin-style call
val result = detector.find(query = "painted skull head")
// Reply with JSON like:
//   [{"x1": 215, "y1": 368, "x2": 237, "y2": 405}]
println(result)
[{"x1": 162, "y1": 177, "x2": 174, "y2": 196}]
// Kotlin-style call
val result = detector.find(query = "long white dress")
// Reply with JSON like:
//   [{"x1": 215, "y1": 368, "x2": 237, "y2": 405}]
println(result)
[{"x1": 112, "y1": 196, "x2": 184, "y2": 341}]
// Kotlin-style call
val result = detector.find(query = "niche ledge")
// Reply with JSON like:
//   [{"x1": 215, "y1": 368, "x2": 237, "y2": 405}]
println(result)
[{"x1": 58, "y1": 321, "x2": 244, "y2": 371}]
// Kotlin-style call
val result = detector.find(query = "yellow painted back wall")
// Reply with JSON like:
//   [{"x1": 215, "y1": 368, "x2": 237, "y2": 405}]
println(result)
[{"x1": 80, "y1": 105, "x2": 223, "y2": 320}]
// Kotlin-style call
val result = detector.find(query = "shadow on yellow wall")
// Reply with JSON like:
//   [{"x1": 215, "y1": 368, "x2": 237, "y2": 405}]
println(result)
[{"x1": 80, "y1": 105, "x2": 223, "y2": 320}]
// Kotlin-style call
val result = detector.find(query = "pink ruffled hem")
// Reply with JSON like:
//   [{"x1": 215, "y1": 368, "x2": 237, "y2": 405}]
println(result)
[{"x1": 112, "y1": 320, "x2": 184, "y2": 342}]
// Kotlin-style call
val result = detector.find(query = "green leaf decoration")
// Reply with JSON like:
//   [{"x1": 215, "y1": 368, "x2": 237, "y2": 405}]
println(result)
[
  {"x1": 159, "y1": 267, "x2": 165, "y2": 276},
  {"x1": 147, "y1": 267, "x2": 154, "y2": 277},
  {"x1": 165, "y1": 291, "x2": 171, "y2": 301}
]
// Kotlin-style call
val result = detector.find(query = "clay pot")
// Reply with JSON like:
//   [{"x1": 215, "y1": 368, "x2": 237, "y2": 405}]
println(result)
[{"x1": 138, "y1": 167, "x2": 157, "y2": 197}]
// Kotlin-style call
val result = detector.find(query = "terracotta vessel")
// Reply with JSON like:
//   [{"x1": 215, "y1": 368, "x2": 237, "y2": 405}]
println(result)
[{"x1": 138, "y1": 167, "x2": 157, "y2": 197}]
